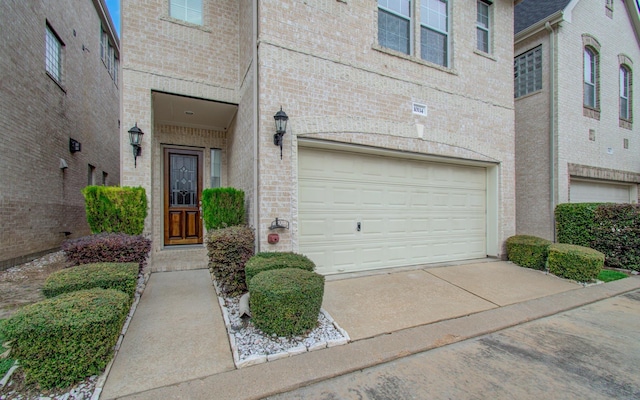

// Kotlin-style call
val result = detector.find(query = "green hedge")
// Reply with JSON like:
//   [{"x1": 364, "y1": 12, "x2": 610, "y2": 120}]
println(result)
[
  {"x1": 62, "y1": 233, "x2": 151, "y2": 272},
  {"x1": 82, "y1": 186, "x2": 147, "y2": 235},
  {"x1": 245, "y1": 252, "x2": 316, "y2": 289},
  {"x1": 506, "y1": 235, "x2": 552, "y2": 270},
  {"x1": 2, "y1": 288, "x2": 130, "y2": 389},
  {"x1": 201, "y1": 188, "x2": 245, "y2": 230},
  {"x1": 42, "y1": 262, "x2": 139, "y2": 299},
  {"x1": 547, "y1": 243, "x2": 604, "y2": 282},
  {"x1": 207, "y1": 225, "x2": 255, "y2": 296},
  {"x1": 555, "y1": 203, "x2": 601, "y2": 247},
  {"x1": 249, "y1": 268, "x2": 324, "y2": 337},
  {"x1": 592, "y1": 204, "x2": 640, "y2": 271}
]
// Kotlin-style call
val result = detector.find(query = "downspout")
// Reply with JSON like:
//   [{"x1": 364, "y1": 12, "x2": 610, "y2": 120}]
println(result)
[
  {"x1": 253, "y1": 0, "x2": 260, "y2": 252},
  {"x1": 545, "y1": 21, "x2": 557, "y2": 242}
]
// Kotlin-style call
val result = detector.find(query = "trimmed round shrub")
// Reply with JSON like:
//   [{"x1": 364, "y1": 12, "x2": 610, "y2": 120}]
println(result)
[
  {"x1": 547, "y1": 243, "x2": 605, "y2": 283},
  {"x1": 506, "y1": 235, "x2": 552, "y2": 270},
  {"x1": 249, "y1": 268, "x2": 324, "y2": 337},
  {"x1": 2, "y1": 288, "x2": 130, "y2": 389},
  {"x1": 245, "y1": 252, "x2": 315, "y2": 288},
  {"x1": 42, "y1": 262, "x2": 139, "y2": 299}
]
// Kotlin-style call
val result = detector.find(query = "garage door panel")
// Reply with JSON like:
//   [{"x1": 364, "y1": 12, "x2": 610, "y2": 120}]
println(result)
[
  {"x1": 299, "y1": 147, "x2": 487, "y2": 274},
  {"x1": 570, "y1": 180, "x2": 632, "y2": 203}
]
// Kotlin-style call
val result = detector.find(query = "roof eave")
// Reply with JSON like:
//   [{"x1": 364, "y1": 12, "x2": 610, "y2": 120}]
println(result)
[{"x1": 515, "y1": 10, "x2": 565, "y2": 45}]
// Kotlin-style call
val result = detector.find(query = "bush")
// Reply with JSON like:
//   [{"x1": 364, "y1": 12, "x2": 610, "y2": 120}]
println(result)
[
  {"x1": 207, "y1": 226, "x2": 255, "y2": 296},
  {"x1": 245, "y1": 252, "x2": 316, "y2": 288},
  {"x1": 201, "y1": 188, "x2": 245, "y2": 230},
  {"x1": 249, "y1": 268, "x2": 324, "y2": 337},
  {"x1": 555, "y1": 203, "x2": 602, "y2": 247},
  {"x1": 2, "y1": 289, "x2": 130, "y2": 389},
  {"x1": 592, "y1": 204, "x2": 640, "y2": 271},
  {"x1": 62, "y1": 233, "x2": 151, "y2": 272},
  {"x1": 506, "y1": 235, "x2": 552, "y2": 270},
  {"x1": 42, "y1": 262, "x2": 139, "y2": 299},
  {"x1": 82, "y1": 186, "x2": 147, "y2": 235},
  {"x1": 547, "y1": 243, "x2": 604, "y2": 282}
]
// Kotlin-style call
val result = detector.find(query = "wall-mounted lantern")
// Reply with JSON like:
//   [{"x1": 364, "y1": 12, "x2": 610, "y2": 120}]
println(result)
[
  {"x1": 69, "y1": 138, "x2": 81, "y2": 153},
  {"x1": 128, "y1": 123, "x2": 144, "y2": 168},
  {"x1": 273, "y1": 107, "x2": 289, "y2": 159}
]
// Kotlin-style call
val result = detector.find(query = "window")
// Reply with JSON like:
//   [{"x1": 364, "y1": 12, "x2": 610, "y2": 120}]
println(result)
[
  {"x1": 210, "y1": 149, "x2": 221, "y2": 188},
  {"x1": 620, "y1": 65, "x2": 631, "y2": 121},
  {"x1": 514, "y1": 46, "x2": 542, "y2": 98},
  {"x1": 45, "y1": 25, "x2": 63, "y2": 82},
  {"x1": 584, "y1": 48, "x2": 598, "y2": 108},
  {"x1": 100, "y1": 29, "x2": 108, "y2": 65},
  {"x1": 476, "y1": 1, "x2": 490, "y2": 53},
  {"x1": 88, "y1": 164, "x2": 96, "y2": 186},
  {"x1": 102, "y1": 171, "x2": 108, "y2": 186},
  {"x1": 420, "y1": 0, "x2": 449, "y2": 66},
  {"x1": 170, "y1": 0, "x2": 203, "y2": 25},
  {"x1": 378, "y1": 0, "x2": 411, "y2": 55},
  {"x1": 113, "y1": 57, "x2": 119, "y2": 86}
]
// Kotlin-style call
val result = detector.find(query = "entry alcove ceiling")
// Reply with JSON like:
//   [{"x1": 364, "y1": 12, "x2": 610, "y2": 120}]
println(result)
[{"x1": 152, "y1": 91, "x2": 238, "y2": 131}]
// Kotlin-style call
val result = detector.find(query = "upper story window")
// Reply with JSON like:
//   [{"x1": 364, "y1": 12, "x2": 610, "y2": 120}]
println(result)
[
  {"x1": 514, "y1": 46, "x2": 542, "y2": 98},
  {"x1": 45, "y1": 24, "x2": 63, "y2": 83},
  {"x1": 100, "y1": 27, "x2": 119, "y2": 86},
  {"x1": 620, "y1": 65, "x2": 631, "y2": 121},
  {"x1": 420, "y1": 0, "x2": 449, "y2": 66},
  {"x1": 583, "y1": 47, "x2": 598, "y2": 109},
  {"x1": 476, "y1": 0, "x2": 491, "y2": 53},
  {"x1": 378, "y1": 0, "x2": 411, "y2": 55},
  {"x1": 170, "y1": 0, "x2": 203, "y2": 25}
]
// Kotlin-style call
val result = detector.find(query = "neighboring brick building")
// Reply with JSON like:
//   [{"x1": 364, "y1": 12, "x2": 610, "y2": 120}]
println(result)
[
  {"x1": 121, "y1": 0, "x2": 518, "y2": 274},
  {"x1": 514, "y1": 0, "x2": 640, "y2": 240},
  {"x1": 0, "y1": 0, "x2": 120, "y2": 269}
]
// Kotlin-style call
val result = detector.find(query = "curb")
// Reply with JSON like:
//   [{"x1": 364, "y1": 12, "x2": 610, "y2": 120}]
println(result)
[{"x1": 118, "y1": 276, "x2": 640, "y2": 400}]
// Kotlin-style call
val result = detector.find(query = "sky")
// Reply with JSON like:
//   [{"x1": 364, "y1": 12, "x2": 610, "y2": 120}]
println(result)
[{"x1": 105, "y1": 0, "x2": 120, "y2": 36}]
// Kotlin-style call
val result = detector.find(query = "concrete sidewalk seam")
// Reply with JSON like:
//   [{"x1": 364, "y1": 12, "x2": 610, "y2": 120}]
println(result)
[{"x1": 115, "y1": 277, "x2": 640, "y2": 400}]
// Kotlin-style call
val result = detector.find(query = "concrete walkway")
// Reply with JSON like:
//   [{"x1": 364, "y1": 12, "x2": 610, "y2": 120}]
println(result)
[{"x1": 99, "y1": 261, "x2": 640, "y2": 400}]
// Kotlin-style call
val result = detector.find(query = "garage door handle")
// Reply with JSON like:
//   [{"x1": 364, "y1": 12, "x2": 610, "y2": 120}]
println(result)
[{"x1": 357, "y1": 222, "x2": 361, "y2": 232}]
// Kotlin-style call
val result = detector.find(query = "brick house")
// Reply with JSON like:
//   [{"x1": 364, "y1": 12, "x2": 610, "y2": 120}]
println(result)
[
  {"x1": 121, "y1": 0, "x2": 518, "y2": 274},
  {"x1": 0, "y1": 0, "x2": 120, "y2": 269},
  {"x1": 514, "y1": 0, "x2": 640, "y2": 240}
]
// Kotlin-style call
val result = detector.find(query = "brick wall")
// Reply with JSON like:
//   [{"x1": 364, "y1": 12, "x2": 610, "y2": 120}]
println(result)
[
  {"x1": 514, "y1": 31, "x2": 554, "y2": 239},
  {"x1": 0, "y1": 0, "x2": 120, "y2": 268},
  {"x1": 555, "y1": 0, "x2": 640, "y2": 204},
  {"x1": 256, "y1": 0, "x2": 516, "y2": 256}
]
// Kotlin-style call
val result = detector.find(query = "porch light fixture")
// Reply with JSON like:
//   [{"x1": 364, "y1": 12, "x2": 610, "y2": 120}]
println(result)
[
  {"x1": 128, "y1": 123, "x2": 144, "y2": 168},
  {"x1": 273, "y1": 107, "x2": 289, "y2": 159}
]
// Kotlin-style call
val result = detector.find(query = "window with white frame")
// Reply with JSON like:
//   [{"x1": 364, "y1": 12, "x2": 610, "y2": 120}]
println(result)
[
  {"x1": 45, "y1": 24, "x2": 63, "y2": 83},
  {"x1": 377, "y1": 0, "x2": 411, "y2": 55},
  {"x1": 100, "y1": 29, "x2": 108, "y2": 64},
  {"x1": 514, "y1": 46, "x2": 542, "y2": 98},
  {"x1": 210, "y1": 149, "x2": 222, "y2": 188},
  {"x1": 584, "y1": 47, "x2": 598, "y2": 108},
  {"x1": 170, "y1": 0, "x2": 203, "y2": 25},
  {"x1": 620, "y1": 65, "x2": 631, "y2": 121},
  {"x1": 420, "y1": 0, "x2": 449, "y2": 66},
  {"x1": 476, "y1": 0, "x2": 490, "y2": 53}
]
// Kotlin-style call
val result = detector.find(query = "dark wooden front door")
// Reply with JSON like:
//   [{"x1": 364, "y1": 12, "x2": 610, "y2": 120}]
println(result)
[{"x1": 164, "y1": 148, "x2": 203, "y2": 245}]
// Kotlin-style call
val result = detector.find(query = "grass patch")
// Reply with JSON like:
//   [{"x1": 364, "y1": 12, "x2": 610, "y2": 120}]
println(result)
[
  {"x1": 0, "y1": 319, "x2": 15, "y2": 377},
  {"x1": 597, "y1": 270, "x2": 628, "y2": 282}
]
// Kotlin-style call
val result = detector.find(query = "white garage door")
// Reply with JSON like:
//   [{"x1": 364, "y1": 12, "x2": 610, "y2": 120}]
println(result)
[
  {"x1": 570, "y1": 180, "x2": 632, "y2": 203},
  {"x1": 298, "y1": 147, "x2": 487, "y2": 275}
]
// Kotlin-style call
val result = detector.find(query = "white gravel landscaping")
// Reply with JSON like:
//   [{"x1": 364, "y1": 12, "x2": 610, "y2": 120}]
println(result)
[{"x1": 214, "y1": 287, "x2": 350, "y2": 369}]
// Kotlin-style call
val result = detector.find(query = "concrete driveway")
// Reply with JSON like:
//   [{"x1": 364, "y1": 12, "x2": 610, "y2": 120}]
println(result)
[{"x1": 267, "y1": 290, "x2": 640, "y2": 399}]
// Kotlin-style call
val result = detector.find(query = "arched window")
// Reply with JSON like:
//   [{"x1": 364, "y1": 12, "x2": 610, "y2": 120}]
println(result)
[
  {"x1": 584, "y1": 48, "x2": 597, "y2": 108},
  {"x1": 620, "y1": 65, "x2": 631, "y2": 121}
]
